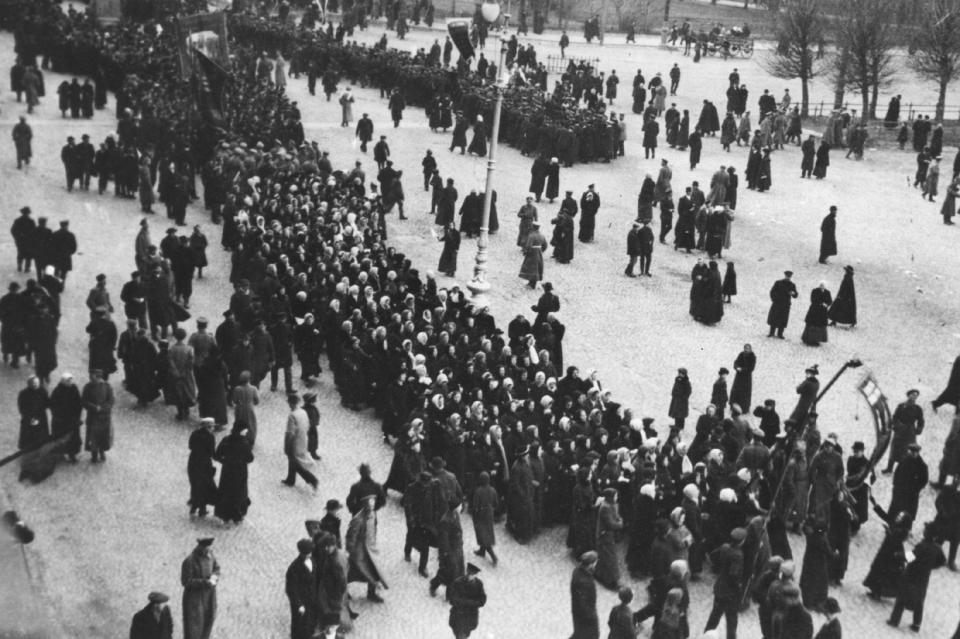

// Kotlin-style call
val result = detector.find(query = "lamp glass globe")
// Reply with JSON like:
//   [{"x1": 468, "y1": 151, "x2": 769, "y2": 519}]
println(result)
[{"x1": 480, "y1": 1, "x2": 500, "y2": 22}]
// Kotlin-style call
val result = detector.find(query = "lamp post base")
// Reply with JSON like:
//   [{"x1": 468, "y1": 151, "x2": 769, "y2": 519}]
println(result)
[{"x1": 467, "y1": 275, "x2": 492, "y2": 309}]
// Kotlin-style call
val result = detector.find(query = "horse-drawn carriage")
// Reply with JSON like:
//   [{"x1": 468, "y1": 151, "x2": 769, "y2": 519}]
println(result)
[{"x1": 704, "y1": 35, "x2": 755, "y2": 58}]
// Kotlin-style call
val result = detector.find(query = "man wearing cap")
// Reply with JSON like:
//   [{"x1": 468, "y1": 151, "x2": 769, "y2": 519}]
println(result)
[
  {"x1": 669, "y1": 368, "x2": 692, "y2": 429},
  {"x1": 578, "y1": 184, "x2": 600, "y2": 242},
  {"x1": 889, "y1": 442, "x2": 929, "y2": 523},
  {"x1": 704, "y1": 527, "x2": 745, "y2": 639},
  {"x1": 82, "y1": 368, "x2": 114, "y2": 463},
  {"x1": 519, "y1": 220, "x2": 548, "y2": 289},
  {"x1": 188, "y1": 317, "x2": 216, "y2": 372},
  {"x1": 448, "y1": 562, "x2": 486, "y2": 639},
  {"x1": 319, "y1": 499, "x2": 344, "y2": 548},
  {"x1": 187, "y1": 418, "x2": 218, "y2": 517},
  {"x1": 85, "y1": 273, "x2": 114, "y2": 317},
  {"x1": 129, "y1": 591, "x2": 173, "y2": 639},
  {"x1": 570, "y1": 551, "x2": 599, "y2": 638},
  {"x1": 789, "y1": 365, "x2": 820, "y2": 424},
  {"x1": 11, "y1": 206, "x2": 36, "y2": 273},
  {"x1": 625, "y1": 221, "x2": 642, "y2": 277},
  {"x1": 373, "y1": 135, "x2": 390, "y2": 170},
  {"x1": 711, "y1": 368, "x2": 730, "y2": 420},
  {"x1": 884, "y1": 389, "x2": 925, "y2": 474},
  {"x1": 181, "y1": 538, "x2": 219, "y2": 639},
  {"x1": 49, "y1": 220, "x2": 77, "y2": 282},
  {"x1": 356, "y1": 113, "x2": 374, "y2": 152},
  {"x1": 767, "y1": 271, "x2": 798, "y2": 338},
  {"x1": 888, "y1": 523, "x2": 944, "y2": 632},
  {"x1": 285, "y1": 539, "x2": 318, "y2": 639},
  {"x1": 61, "y1": 136, "x2": 80, "y2": 191}
]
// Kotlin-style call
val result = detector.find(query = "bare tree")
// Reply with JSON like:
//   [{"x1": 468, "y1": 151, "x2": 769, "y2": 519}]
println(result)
[
  {"x1": 760, "y1": 0, "x2": 825, "y2": 117},
  {"x1": 831, "y1": 0, "x2": 900, "y2": 119},
  {"x1": 909, "y1": 0, "x2": 960, "y2": 121}
]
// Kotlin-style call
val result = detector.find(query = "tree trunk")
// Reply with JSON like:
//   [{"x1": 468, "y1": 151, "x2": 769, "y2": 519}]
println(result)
[
  {"x1": 664, "y1": 0, "x2": 671, "y2": 22},
  {"x1": 861, "y1": 86, "x2": 869, "y2": 123},
  {"x1": 832, "y1": 47, "x2": 849, "y2": 109},
  {"x1": 869, "y1": 81, "x2": 878, "y2": 120},
  {"x1": 937, "y1": 76, "x2": 948, "y2": 121},
  {"x1": 801, "y1": 75, "x2": 810, "y2": 118}
]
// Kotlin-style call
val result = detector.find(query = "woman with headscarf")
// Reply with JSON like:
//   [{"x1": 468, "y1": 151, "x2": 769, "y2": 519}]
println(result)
[
  {"x1": 801, "y1": 282, "x2": 832, "y2": 346},
  {"x1": 50, "y1": 372, "x2": 83, "y2": 462},
  {"x1": 651, "y1": 586, "x2": 688, "y2": 639},
  {"x1": 214, "y1": 421, "x2": 254, "y2": 524},
  {"x1": 828, "y1": 265, "x2": 856, "y2": 327},
  {"x1": 595, "y1": 487, "x2": 625, "y2": 589},
  {"x1": 626, "y1": 482, "x2": 657, "y2": 576}
]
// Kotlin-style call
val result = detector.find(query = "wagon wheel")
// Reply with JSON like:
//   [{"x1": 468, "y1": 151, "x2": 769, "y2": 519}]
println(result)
[
  {"x1": 742, "y1": 41, "x2": 754, "y2": 58},
  {"x1": 730, "y1": 43, "x2": 741, "y2": 56}
]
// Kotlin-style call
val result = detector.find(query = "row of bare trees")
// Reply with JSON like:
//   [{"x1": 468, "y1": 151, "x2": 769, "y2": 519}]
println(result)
[{"x1": 762, "y1": 0, "x2": 960, "y2": 121}]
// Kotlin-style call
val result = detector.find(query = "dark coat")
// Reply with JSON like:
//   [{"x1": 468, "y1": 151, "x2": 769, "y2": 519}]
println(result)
[
  {"x1": 129, "y1": 603, "x2": 174, "y2": 639},
  {"x1": 448, "y1": 575, "x2": 487, "y2": 635},
  {"x1": 895, "y1": 538, "x2": 945, "y2": 610},
  {"x1": 570, "y1": 565, "x2": 599, "y2": 639},
  {"x1": 471, "y1": 484, "x2": 498, "y2": 547},
  {"x1": 730, "y1": 350, "x2": 755, "y2": 412},
  {"x1": 767, "y1": 278, "x2": 798, "y2": 328},
  {"x1": 214, "y1": 433, "x2": 253, "y2": 522},
  {"x1": 668, "y1": 375, "x2": 691, "y2": 420},
  {"x1": 819, "y1": 213, "x2": 837, "y2": 258},
  {"x1": 285, "y1": 556, "x2": 318, "y2": 639},
  {"x1": 828, "y1": 271, "x2": 857, "y2": 325},
  {"x1": 188, "y1": 427, "x2": 219, "y2": 508}
]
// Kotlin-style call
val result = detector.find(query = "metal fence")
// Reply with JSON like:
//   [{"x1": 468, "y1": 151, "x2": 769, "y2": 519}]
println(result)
[
  {"x1": 545, "y1": 54, "x2": 601, "y2": 75},
  {"x1": 807, "y1": 101, "x2": 959, "y2": 121}
]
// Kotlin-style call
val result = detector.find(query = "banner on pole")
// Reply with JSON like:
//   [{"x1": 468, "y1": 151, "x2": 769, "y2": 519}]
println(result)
[
  {"x1": 850, "y1": 372, "x2": 893, "y2": 485},
  {"x1": 176, "y1": 12, "x2": 230, "y2": 78}
]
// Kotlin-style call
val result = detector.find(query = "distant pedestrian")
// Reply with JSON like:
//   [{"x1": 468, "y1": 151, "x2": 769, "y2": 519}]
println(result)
[
  {"x1": 285, "y1": 539, "x2": 318, "y2": 639},
  {"x1": 570, "y1": 551, "x2": 599, "y2": 639},
  {"x1": 282, "y1": 393, "x2": 318, "y2": 490},
  {"x1": 81, "y1": 368, "x2": 113, "y2": 463},
  {"x1": 213, "y1": 422, "x2": 253, "y2": 524},
  {"x1": 448, "y1": 562, "x2": 486, "y2": 639},
  {"x1": 187, "y1": 418, "x2": 218, "y2": 518},
  {"x1": 818, "y1": 207, "x2": 837, "y2": 264},
  {"x1": 767, "y1": 271, "x2": 798, "y2": 339}
]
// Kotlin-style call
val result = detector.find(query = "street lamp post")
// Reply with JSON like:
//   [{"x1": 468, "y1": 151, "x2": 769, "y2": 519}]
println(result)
[{"x1": 467, "y1": 0, "x2": 507, "y2": 307}]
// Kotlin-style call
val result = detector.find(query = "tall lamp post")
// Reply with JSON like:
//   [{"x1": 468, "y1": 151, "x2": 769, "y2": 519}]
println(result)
[{"x1": 467, "y1": 0, "x2": 508, "y2": 307}]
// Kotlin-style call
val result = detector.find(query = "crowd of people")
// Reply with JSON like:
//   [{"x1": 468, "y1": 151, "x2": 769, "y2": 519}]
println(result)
[{"x1": 7, "y1": 1, "x2": 960, "y2": 639}]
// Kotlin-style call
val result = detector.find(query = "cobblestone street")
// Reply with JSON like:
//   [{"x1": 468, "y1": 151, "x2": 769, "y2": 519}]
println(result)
[{"x1": 2, "y1": 19, "x2": 960, "y2": 639}]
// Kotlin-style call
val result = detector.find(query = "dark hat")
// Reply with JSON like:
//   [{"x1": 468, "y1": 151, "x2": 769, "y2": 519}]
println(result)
[
  {"x1": 784, "y1": 270, "x2": 793, "y2": 277},
  {"x1": 844, "y1": 265, "x2": 855, "y2": 273},
  {"x1": 852, "y1": 440, "x2": 865, "y2": 451},
  {"x1": 147, "y1": 592, "x2": 169, "y2": 604},
  {"x1": 466, "y1": 562, "x2": 481, "y2": 575},
  {"x1": 96, "y1": 273, "x2": 106, "y2": 282},
  {"x1": 222, "y1": 309, "x2": 234, "y2": 317},
  {"x1": 542, "y1": 282, "x2": 553, "y2": 290},
  {"x1": 325, "y1": 498, "x2": 342, "y2": 511},
  {"x1": 824, "y1": 597, "x2": 840, "y2": 614},
  {"x1": 430, "y1": 456, "x2": 446, "y2": 470},
  {"x1": 20, "y1": 206, "x2": 31, "y2": 214},
  {"x1": 197, "y1": 537, "x2": 215, "y2": 547},
  {"x1": 197, "y1": 316, "x2": 209, "y2": 325},
  {"x1": 59, "y1": 220, "x2": 69, "y2": 226},
  {"x1": 297, "y1": 538, "x2": 315, "y2": 553},
  {"x1": 588, "y1": 183, "x2": 595, "y2": 188},
  {"x1": 805, "y1": 365, "x2": 819, "y2": 375},
  {"x1": 906, "y1": 389, "x2": 920, "y2": 397},
  {"x1": 731, "y1": 527, "x2": 748, "y2": 543},
  {"x1": 641, "y1": 417, "x2": 655, "y2": 426},
  {"x1": 602, "y1": 487, "x2": 618, "y2": 499},
  {"x1": 166, "y1": 227, "x2": 177, "y2": 234},
  {"x1": 908, "y1": 443, "x2": 921, "y2": 451},
  {"x1": 719, "y1": 367, "x2": 729, "y2": 375},
  {"x1": 579, "y1": 550, "x2": 599, "y2": 565},
  {"x1": 565, "y1": 190, "x2": 573, "y2": 195}
]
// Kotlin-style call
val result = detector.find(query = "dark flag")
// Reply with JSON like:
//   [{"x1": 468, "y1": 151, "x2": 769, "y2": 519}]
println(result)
[
  {"x1": 847, "y1": 373, "x2": 893, "y2": 488},
  {"x1": 193, "y1": 48, "x2": 230, "y2": 127},
  {"x1": 447, "y1": 19, "x2": 474, "y2": 62}
]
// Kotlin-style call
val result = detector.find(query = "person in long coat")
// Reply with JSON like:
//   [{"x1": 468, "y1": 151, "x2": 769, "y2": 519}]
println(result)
[
  {"x1": 437, "y1": 224, "x2": 461, "y2": 277},
  {"x1": 827, "y1": 266, "x2": 857, "y2": 327},
  {"x1": 449, "y1": 563, "x2": 487, "y2": 638},
  {"x1": 188, "y1": 419, "x2": 219, "y2": 517},
  {"x1": 348, "y1": 495, "x2": 388, "y2": 601},
  {"x1": 517, "y1": 197, "x2": 538, "y2": 247},
  {"x1": 468, "y1": 116, "x2": 488, "y2": 157},
  {"x1": 529, "y1": 156, "x2": 548, "y2": 201},
  {"x1": 214, "y1": 422, "x2": 253, "y2": 523},
  {"x1": 887, "y1": 524, "x2": 946, "y2": 631},
  {"x1": 569, "y1": 468, "x2": 597, "y2": 557},
  {"x1": 86, "y1": 308, "x2": 118, "y2": 378},
  {"x1": 18, "y1": 375, "x2": 49, "y2": 453},
  {"x1": 471, "y1": 471, "x2": 498, "y2": 564},
  {"x1": 129, "y1": 330, "x2": 160, "y2": 405},
  {"x1": 801, "y1": 135, "x2": 816, "y2": 178},
  {"x1": 579, "y1": 185, "x2": 600, "y2": 242},
  {"x1": 818, "y1": 207, "x2": 838, "y2": 264},
  {"x1": 13, "y1": 116, "x2": 32, "y2": 168},
  {"x1": 864, "y1": 512, "x2": 910, "y2": 599},
  {"x1": 801, "y1": 282, "x2": 832, "y2": 347},
  {"x1": 799, "y1": 520, "x2": 834, "y2": 611},
  {"x1": 508, "y1": 447, "x2": 537, "y2": 543},
  {"x1": 924, "y1": 157, "x2": 941, "y2": 202},
  {"x1": 545, "y1": 158, "x2": 561, "y2": 202},
  {"x1": 669, "y1": 368, "x2": 691, "y2": 429},
  {"x1": 813, "y1": 141, "x2": 830, "y2": 179},
  {"x1": 595, "y1": 489, "x2": 625, "y2": 590},
  {"x1": 698, "y1": 260, "x2": 724, "y2": 325},
  {"x1": 688, "y1": 128, "x2": 702, "y2": 169},
  {"x1": 196, "y1": 349, "x2": 229, "y2": 428},
  {"x1": 230, "y1": 371, "x2": 260, "y2": 445},
  {"x1": 790, "y1": 367, "x2": 821, "y2": 424},
  {"x1": 551, "y1": 211, "x2": 575, "y2": 264},
  {"x1": 570, "y1": 552, "x2": 600, "y2": 639},
  {"x1": 315, "y1": 532, "x2": 350, "y2": 635},
  {"x1": 82, "y1": 369, "x2": 113, "y2": 462},
  {"x1": 519, "y1": 222, "x2": 548, "y2": 288},
  {"x1": 730, "y1": 344, "x2": 755, "y2": 412},
  {"x1": 285, "y1": 539, "x2": 317, "y2": 639},
  {"x1": 181, "y1": 538, "x2": 220, "y2": 639},
  {"x1": 169, "y1": 328, "x2": 197, "y2": 419},
  {"x1": 283, "y1": 394, "x2": 318, "y2": 489},
  {"x1": 767, "y1": 271, "x2": 798, "y2": 338},
  {"x1": 50, "y1": 372, "x2": 83, "y2": 461},
  {"x1": 436, "y1": 179, "x2": 458, "y2": 227}
]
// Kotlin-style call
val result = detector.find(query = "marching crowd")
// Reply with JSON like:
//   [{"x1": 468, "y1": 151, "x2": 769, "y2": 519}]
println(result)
[{"x1": 6, "y1": 1, "x2": 960, "y2": 639}]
